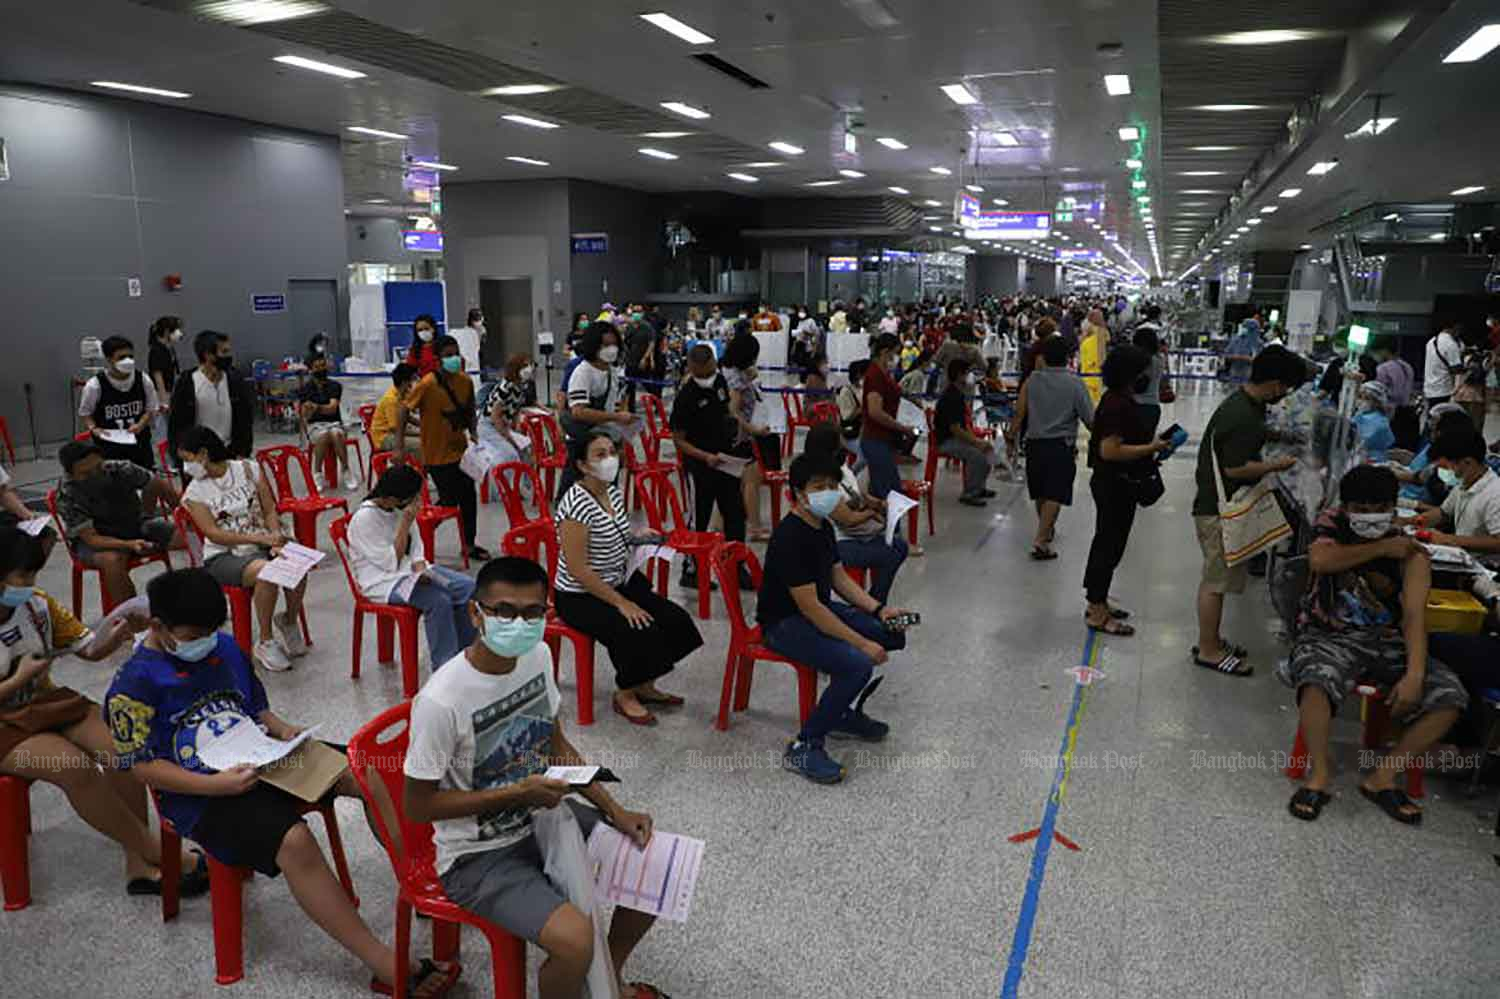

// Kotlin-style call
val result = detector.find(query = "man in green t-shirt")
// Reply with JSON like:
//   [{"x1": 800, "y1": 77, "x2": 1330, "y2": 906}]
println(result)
[{"x1": 1192, "y1": 345, "x2": 1306, "y2": 676}]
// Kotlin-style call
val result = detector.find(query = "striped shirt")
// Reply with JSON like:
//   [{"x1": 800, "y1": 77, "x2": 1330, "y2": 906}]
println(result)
[{"x1": 554, "y1": 482, "x2": 630, "y2": 592}]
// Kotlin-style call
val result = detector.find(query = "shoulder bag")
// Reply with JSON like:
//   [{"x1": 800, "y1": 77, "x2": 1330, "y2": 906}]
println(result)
[{"x1": 1210, "y1": 431, "x2": 1291, "y2": 565}]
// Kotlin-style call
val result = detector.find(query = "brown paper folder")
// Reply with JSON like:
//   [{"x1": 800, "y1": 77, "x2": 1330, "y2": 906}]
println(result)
[{"x1": 258, "y1": 741, "x2": 349, "y2": 803}]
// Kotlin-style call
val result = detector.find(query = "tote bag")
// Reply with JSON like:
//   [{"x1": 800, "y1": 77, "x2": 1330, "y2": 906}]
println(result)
[{"x1": 1210, "y1": 432, "x2": 1291, "y2": 565}]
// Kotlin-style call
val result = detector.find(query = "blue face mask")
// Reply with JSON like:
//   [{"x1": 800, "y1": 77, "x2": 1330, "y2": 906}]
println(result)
[
  {"x1": 169, "y1": 632, "x2": 219, "y2": 663},
  {"x1": 0, "y1": 585, "x2": 34, "y2": 609},
  {"x1": 805, "y1": 489, "x2": 841, "y2": 520},
  {"x1": 481, "y1": 613, "x2": 546, "y2": 658},
  {"x1": 1438, "y1": 467, "x2": 1462, "y2": 488},
  {"x1": 441, "y1": 355, "x2": 463, "y2": 373}
]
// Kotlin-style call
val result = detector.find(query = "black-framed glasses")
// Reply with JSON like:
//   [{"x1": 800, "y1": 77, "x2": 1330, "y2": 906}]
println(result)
[{"x1": 474, "y1": 599, "x2": 548, "y2": 622}]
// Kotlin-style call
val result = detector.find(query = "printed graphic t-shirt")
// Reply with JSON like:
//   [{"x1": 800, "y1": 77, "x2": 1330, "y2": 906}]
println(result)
[{"x1": 405, "y1": 645, "x2": 561, "y2": 874}]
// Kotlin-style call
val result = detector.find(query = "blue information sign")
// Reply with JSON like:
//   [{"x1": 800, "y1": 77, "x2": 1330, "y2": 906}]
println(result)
[
  {"x1": 571, "y1": 233, "x2": 609, "y2": 254},
  {"x1": 251, "y1": 294, "x2": 287, "y2": 314}
]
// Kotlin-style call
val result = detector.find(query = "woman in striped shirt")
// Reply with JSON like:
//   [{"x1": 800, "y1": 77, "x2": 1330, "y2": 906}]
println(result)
[{"x1": 553, "y1": 430, "x2": 703, "y2": 725}]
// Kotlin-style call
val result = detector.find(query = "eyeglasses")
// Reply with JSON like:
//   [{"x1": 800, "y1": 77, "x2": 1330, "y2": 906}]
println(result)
[{"x1": 474, "y1": 599, "x2": 548, "y2": 622}]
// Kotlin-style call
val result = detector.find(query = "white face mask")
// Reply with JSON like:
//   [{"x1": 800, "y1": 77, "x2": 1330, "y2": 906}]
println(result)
[
  {"x1": 598, "y1": 344, "x2": 619, "y2": 364},
  {"x1": 473, "y1": 321, "x2": 485, "y2": 333},
  {"x1": 112, "y1": 357, "x2": 136, "y2": 376},
  {"x1": 589, "y1": 456, "x2": 620, "y2": 482},
  {"x1": 692, "y1": 374, "x2": 716, "y2": 389},
  {"x1": 518, "y1": 365, "x2": 534, "y2": 381},
  {"x1": 182, "y1": 460, "x2": 206, "y2": 480},
  {"x1": 798, "y1": 312, "x2": 807, "y2": 319},
  {"x1": 170, "y1": 328, "x2": 184, "y2": 342},
  {"x1": 416, "y1": 327, "x2": 434, "y2": 342},
  {"x1": 965, "y1": 371, "x2": 980, "y2": 387},
  {"x1": 1348, "y1": 511, "x2": 1394, "y2": 540}
]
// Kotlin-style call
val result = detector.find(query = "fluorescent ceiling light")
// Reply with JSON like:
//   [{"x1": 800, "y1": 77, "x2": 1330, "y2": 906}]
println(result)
[
  {"x1": 481, "y1": 83, "x2": 564, "y2": 96},
  {"x1": 640, "y1": 131, "x2": 693, "y2": 139},
  {"x1": 1306, "y1": 160, "x2": 1339, "y2": 176},
  {"x1": 1180, "y1": 189, "x2": 1226, "y2": 194},
  {"x1": 1246, "y1": 218, "x2": 1262, "y2": 226},
  {"x1": 1382, "y1": 212, "x2": 1400, "y2": 220},
  {"x1": 505, "y1": 156, "x2": 550, "y2": 166},
  {"x1": 273, "y1": 54, "x2": 366, "y2": 79},
  {"x1": 1179, "y1": 170, "x2": 1226, "y2": 176},
  {"x1": 1103, "y1": 74, "x2": 1132, "y2": 96},
  {"x1": 1125, "y1": 158, "x2": 1143, "y2": 169},
  {"x1": 993, "y1": 132, "x2": 1020, "y2": 147},
  {"x1": 1137, "y1": 195, "x2": 1150, "y2": 203},
  {"x1": 1451, "y1": 185, "x2": 1486, "y2": 196},
  {"x1": 348, "y1": 125, "x2": 409, "y2": 140},
  {"x1": 660, "y1": 101, "x2": 711, "y2": 120},
  {"x1": 1131, "y1": 179, "x2": 1147, "y2": 190},
  {"x1": 412, "y1": 160, "x2": 457, "y2": 172},
  {"x1": 929, "y1": 166, "x2": 952, "y2": 175},
  {"x1": 992, "y1": 198, "x2": 1009, "y2": 206},
  {"x1": 1189, "y1": 145, "x2": 1240, "y2": 151},
  {"x1": 639, "y1": 12, "x2": 715, "y2": 45},
  {"x1": 923, "y1": 199, "x2": 943, "y2": 207},
  {"x1": 1279, "y1": 187, "x2": 1302, "y2": 198},
  {"x1": 1207, "y1": 29, "x2": 1325, "y2": 45},
  {"x1": 940, "y1": 83, "x2": 979, "y2": 105},
  {"x1": 839, "y1": 169, "x2": 866, "y2": 178},
  {"x1": 965, "y1": 184, "x2": 984, "y2": 192},
  {"x1": 1349, "y1": 117, "x2": 1397, "y2": 136},
  {"x1": 1118, "y1": 126, "x2": 1140, "y2": 140},
  {"x1": 1193, "y1": 104, "x2": 1267, "y2": 112},
  {"x1": 888, "y1": 186, "x2": 910, "y2": 194},
  {"x1": 1298, "y1": 243, "x2": 1312, "y2": 250},
  {"x1": 727, "y1": 173, "x2": 759, "y2": 183},
  {"x1": 877, "y1": 137, "x2": 908, "y2": 150},
  {"x1": 89, "y1": 81, "x2": 192, "y2": 99},
  {"x1": 739, "y1": 161, "x2": 782, "y2": 168},
  {"x1": 1443, "y1": 24, "x2": 1500, "y2": 63},
  {"x1": 1260, "y1": 205, "x2": 1279, "y2": 214},
  {"x1": 638, "y1": 147, "x2": 678, "y2": 160},
  {"x1": 502, "y1": 114, "x2": 560, "y2": 129},
  {"x1": 1429, "y1": 232, "x2": 1447, "y2": 240},
  {"x1": 929, "y1": 226, "x2": 944, "y2": 232},
  {"x1": 196, "y1": 1, "x2": 327, "y2": 25},
  {"x1": 806, "y1": 180, "x2": 843, "y2": 187},
  {"x1": 768, "y1": 141, "x2": 804, "y2": 155}
]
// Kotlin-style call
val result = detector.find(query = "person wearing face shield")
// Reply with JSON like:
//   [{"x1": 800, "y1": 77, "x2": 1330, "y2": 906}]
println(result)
[
  {"x1": 1278, "y1": 465, "x2": 1468, "y2": 826},
  {"x1": 1352, "y1": 381, "x2": 1396, "y2": 463},
  {"x1": 81, "y1": 335, "x2": 159, "y2": 469},
  {"x1": 1191, "y1": 345, "x2": 1308, "y2": 676}
]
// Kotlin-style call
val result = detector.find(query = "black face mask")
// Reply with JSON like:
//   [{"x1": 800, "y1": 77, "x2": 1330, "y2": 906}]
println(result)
[
  {"x1": 1133, "y1": 374, "x2": 1150, "y2": 394},
  {"x1": 216, "y1": 354, "x2": 234, "y2": 371},
  {"x1": 313, "y1": 370, "x2": 330, "y2": 381}
]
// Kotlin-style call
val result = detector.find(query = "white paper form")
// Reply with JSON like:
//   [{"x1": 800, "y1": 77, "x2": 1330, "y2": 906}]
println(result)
[
  {"x1": 714, "y1": 454, "x2": 751, "y2": 480},
  {"x1": 256, "y1": 542, "x2": 326, "y2": 589},
  {"x1": 197, "y1": 722, "x2": 320, "y2": 772},
  {"x1": 896, "y1": 399, "x2": 927, "y2": 436},
  {"x1": 19, "y1": 517, "x2": 52, "y2": 537},
  {"x1": 627, "y1": 543, "x2": 678, "y2": 578},
  {"x1": 586, "y1": 823, "x2": 705, "y2": 923},
  {"x1": 544, "y1": 765, "x2": 601, "y2": 785},
  {"x1": 97, "y1": 428, "x2": 137, "y2": 446},
  {"x1": 884, "y1": 491, "x2": 919, "y2": 546}
]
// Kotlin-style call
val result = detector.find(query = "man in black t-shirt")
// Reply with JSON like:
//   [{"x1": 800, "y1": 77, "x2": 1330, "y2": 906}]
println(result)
[
  {"x1": 298, "y1": 352, "x2": 359, "y2": 490},
  {"x1": 669, "y1": 345, "x2": 747, "y2": 589},
  {"x1": 934, "y1": 358, "x2": 998, "y2": 506},
  {"x1": 758, "y1": 453, "x2": 913, "y2": 784}
]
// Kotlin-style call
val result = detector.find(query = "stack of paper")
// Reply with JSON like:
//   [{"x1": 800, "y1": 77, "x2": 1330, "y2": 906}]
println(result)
[
  {"x1": 587, "y1": 823, "x2": 705, "y2": 923},
  {"x1": 257, "y1": 542, "x2": 326, "y2": 589},
  {"x1": 97, "y1": 428, "x2": 137, "y2": 445},
  {"x1": 884, "y1": 492, "x2": 919, "y2": 545}
]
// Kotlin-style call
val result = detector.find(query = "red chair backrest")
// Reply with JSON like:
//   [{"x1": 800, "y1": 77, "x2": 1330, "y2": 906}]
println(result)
[
  {"x1": 750, "y1": 435, "x2": 779, "y2": 476},
  {"x1": 44, "y1": 489, "x2": 76, "y2": 557},
  {"x1": 172, "y1": 505, "x2": 205, "y2": 567},
  {"x1": 357, "y1": 404, "x2": 376, "y2": 435},
  {"x1": 492, "y1": 462, "x2": 550, "y2": 526},
  {"x1": 632, "y1": 467, "x2": 687, "y2": 535},
  {"x1": 326, "y1": 514, "x2": 369, "y2": 602},
  {"x1": 712, "y1": 542, "x2": 763, "y2": 644},
  {"x1": 347, "y1": 703, "x2": 438, "y2": 881},
  {"x1": 809, "y1": 401, "x2": 840, "y2": 427},
  {"x1": 921, "y1": 408, "x2": 939, "y2": 484},
  {"x1": 639, "y1": 393, "x2": 670, "y2": 440},
  {"x1": 500, "y1": 519, "x2": 560, "y2": 589},
  {"x1": 784, "y1": 391, "x2": 807, "y2": 423},
  {"x1": 521, "y1": 412, "x2": 565, "y2": 466},
  {"x1": 257, "y1": 444, "x2": 322, "y2": 502},
  {"x1": 370, "y1": 451, "x2": 436, "y2": 508}
]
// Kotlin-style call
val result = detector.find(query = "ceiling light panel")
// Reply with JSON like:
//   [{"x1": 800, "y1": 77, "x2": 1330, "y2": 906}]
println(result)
[
  {"x1": 481, "y1": 83, "x2": 564, "y2": 96},
  {"x1": 273, "y1": 54, "x2": 366, "y2": 78},
  {"x1": 639, "y1": 12, "x2": 715, "y2": 45},
  {"x1": 502, "y1": 114, "x2": 560, "y2": 129},
  {"x1": 1104, "y1": 74, "x2": 1131, "y2": 96},
  {"x1": 1443, "y1": 24, "x2": 1500, "y2": 63},
  {"x1": 940, "y1": 83, "x2": 980, "y2": 105},
  {"x1": 887, "y1": 186, "x2": 910, "y2": 194},
  {"x1": 660, "y1": 101, "x2": 710, "y2": 120},
  {"x1": 877, "y1": 137, "x2": 908, "y2": 150},
  {"x1": 348, "y1": 125, "x2": 408, "y2": 140},
  {"x1": 727, "y1": 173, "x2": 758, "y2": 183},
  {"x1": 638, "y1": 147, "x2": 678, "y2": 160},
  {"x1": 1306, "y1": 160, "x2": 1339, "y2": 176},
  {"x1": 768, "y1": 141, "x2": 804, "y2": 155},
  {"x1": 90, "y1": 81, "x2": 192, "y2": 99}
]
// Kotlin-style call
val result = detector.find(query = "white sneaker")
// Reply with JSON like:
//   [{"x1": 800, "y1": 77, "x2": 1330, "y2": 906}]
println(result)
[
  {"x1": 274, "y1": 611, "x2": 308, "y2": 658},
  {"x1": 344, "y1": 467, "x2": 361, "y2": 491},
  {"x1": 254, "y1": 639, "x2": 293, "y2": 672}
]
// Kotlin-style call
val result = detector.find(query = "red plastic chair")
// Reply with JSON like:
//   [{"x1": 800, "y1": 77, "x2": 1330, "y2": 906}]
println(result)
[
  {"x1": 490, "y1": 462, "x2": 551, "y2": 529},
  {"x1": 358, "y1": 404, "x2": 379, "y2": 487},
  {"x1": 349, "y1": 703, "x2": 526, "y2": 999},
  {"x1": 255, "y1": 444, "x2": 350, "y2": 551},
  {"x1": 520, "y1": 411, "x2": 567, "y2": 498},
  {"x1": 750, "y1": 435, "x2": 789, "y2": 526},
  {"x1": 0, "y1": 416, "x2": 15, "y2": 465},
  {"x1": 809, "y1": 400, "x2": 840, "y2": 427},
  {"x1": 710, "y1": 542, "x2": 817, "y2": 731},
  {"x1": 46, "y1": 488, "x2": 172, "y2": 618},
  {"x1": 621, "y1": 434, "x2": 679, "y2": 515},
  {"x1": 329, "y1": 515, "x2": 424, "y2": 699},
  {"x1": 1285, "y1": 684, "x2": 1426, "y2": 799},
  {"x1": 156, "y1": 439, "x2": 178, "y2": 492},
  {"x1": 370, "y1": 452, "x2": 469, "y2": 569},
  {"x1": 500, "y1": 520, "x2": 598, "y2": 726},
  {"x1": 0, "y1": 775, "x2": 33, "y2": 910},
  {"x1": 782, "y1": 392, "x2": 815, "y2": 456},
  {"x1": 156, "y1": 790, "x2": 357, "y2": 985},
  {"x1": 638, "y1": 392, "x2": 671, "y2": 447},
  {"x1": 172, "y1": 506, "x2": 310, "y2": 654},
  {"x1": 633, "y1": 468, "x2": 720, "y2": 620},
  {"x1": 310, "y1": 430, "x2": 364, "y2": 491},
  {"x1": 896, "y1": 411, "x2": 938, "y2": 543}
]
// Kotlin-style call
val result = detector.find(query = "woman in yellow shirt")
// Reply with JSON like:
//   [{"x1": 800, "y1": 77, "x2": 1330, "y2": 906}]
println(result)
[{"x1": 1078, "y1": 309, "x2": 1110, "y2": 406}]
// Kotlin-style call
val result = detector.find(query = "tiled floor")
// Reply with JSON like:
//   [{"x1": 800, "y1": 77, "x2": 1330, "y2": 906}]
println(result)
[{"x1": 3, "y1": 387, "x2": 1498, "y2": 998}]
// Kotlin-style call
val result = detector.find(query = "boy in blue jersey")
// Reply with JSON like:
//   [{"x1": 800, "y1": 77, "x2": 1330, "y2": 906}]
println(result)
[{"x1": 105, "y1": 568, "x2": 459, "y2": 997}]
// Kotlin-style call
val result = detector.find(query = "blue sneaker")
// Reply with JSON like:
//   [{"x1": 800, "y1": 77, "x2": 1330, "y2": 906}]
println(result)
[
  {"x1": 782, "y1": 739, "x2": 846, "y2": 784},
  {"x1": 829, "y1": 710, "x2": 889, "y2": 743}
]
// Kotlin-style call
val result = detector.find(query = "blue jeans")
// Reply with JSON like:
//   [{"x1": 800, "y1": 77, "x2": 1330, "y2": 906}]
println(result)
[
  {"x1": 391, "y1": 565, "x2": 478, "y2": 669},
  {"x1": 836, "y1": 536, "x2": 909, "y2": 602},
  {"x1": 861, "y1": 437, "x2": 900, "y2": 499},
  {"x1": 764, "y1": 603, "x2": 906, "y2": 743}
]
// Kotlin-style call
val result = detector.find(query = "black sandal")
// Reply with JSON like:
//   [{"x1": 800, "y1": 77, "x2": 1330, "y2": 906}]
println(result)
[
  {"x1": 1086, "y1": 614, "x2": 1135, "y2": 636},
  {"x1": 128, "y1": 849, "x2": 208, "y2": 898},
  {"x1": 1288, "y1": 787, "x2": 1332, "y2": 822},
  {"x1": 371, "y1": 958, "x2": 462, "y2": 997},
  {"x1": 1193, "y1": 649, "x2": 1253, "y2": 676},
  {"x1": 1192, "y1": 639, "x2": 1248, "y2": 659},
  {"x1": 1029, "y1": 545, "x2": 1058, "y2": 561},
  {"x1": 1108, "y1": 607, "x2": 1131, "y2": 620},
  {"x1": 1359, "y1": 784, "x2": 1423, "y2": 826}
]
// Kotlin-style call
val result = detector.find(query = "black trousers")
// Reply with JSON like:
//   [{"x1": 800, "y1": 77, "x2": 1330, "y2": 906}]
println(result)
[
  {"x1": 1082, "y1": 472, "x2": 1138, "y2": 605},
  {"x1": 553, "y1": 572, "x2": 704, "y2": 688},
  {"x1": 427, "y1": 461, "x2": 477, "y2": 552},
  {"x1": 686, "y1": 460, "x2": 746, "y2": 541}
]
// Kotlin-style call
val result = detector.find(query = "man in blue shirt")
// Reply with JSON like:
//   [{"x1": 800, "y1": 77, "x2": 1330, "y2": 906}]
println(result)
[{"x1": 106, "y1": 568, "x2": 458, "y2": 997}]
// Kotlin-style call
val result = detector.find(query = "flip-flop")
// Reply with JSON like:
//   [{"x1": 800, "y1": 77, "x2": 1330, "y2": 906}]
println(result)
[
  {"x1": 1108, "y1": 607, "x2": 1131, "y2": 620},
  {"x1": 1193, "y1": 649, "x2": 1253, "y2": 676},
  {"x1": 1288, "y1": 787, "x2": 1332, "y2": 822},
  {"x1": 613, "y1": 698, "x2": 658, "y2": 726},
  {"x1": 1087, "y1": 616, "x2": 1135, "y2": 636},
  {"x1": 1358, "y1": 784, "x2": 1422, "y2": 826},
  {"x1": 1029, "y1": 546, "x2": 1058, "y2": 561},
  {"x1": 371, "y1": 958, "x2": 462, "y2": 997},
  {"x1": 1191, "y1": 640, "x2": 1249, "y2": 660}
]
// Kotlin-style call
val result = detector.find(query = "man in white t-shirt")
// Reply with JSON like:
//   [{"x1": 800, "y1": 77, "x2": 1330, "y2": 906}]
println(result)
[
  {"x1": 1423, "y1": 325, "x2": 1465, "y2": 406},
  {"x1": 404, "y1": 556, "x2": 668, "y2": 998},
  {"x1": 1418, "y1": 428, "x2": 1500, "y2": 557}
]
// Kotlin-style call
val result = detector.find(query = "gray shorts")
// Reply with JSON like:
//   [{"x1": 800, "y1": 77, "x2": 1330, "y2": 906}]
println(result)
[
  {"x1": 75, "y1": 517, "x2": 176, "y2": 567},
  {"x1": 308, "y1": 422, "x2": 344, "y2": 441},
  {"x1": 439, "y1": 799, "x2": 602, "y2": 943},
  {"x1": 1277, "y1": 625, "x2": 1470, "y2": 721},
  {"x1": 204, "y1": 547, "x2": 272, "y2": 587}
]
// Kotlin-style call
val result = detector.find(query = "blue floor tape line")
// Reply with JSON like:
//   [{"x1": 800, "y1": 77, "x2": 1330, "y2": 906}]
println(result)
[{"x1": 1000, "y1": 628, "x2": 1097, "y2": 999}]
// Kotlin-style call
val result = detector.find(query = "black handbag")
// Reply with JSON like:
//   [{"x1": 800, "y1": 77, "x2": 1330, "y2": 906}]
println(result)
[{"x1": 1125, "y1": 463, "x2": 1166, "y2": 507}]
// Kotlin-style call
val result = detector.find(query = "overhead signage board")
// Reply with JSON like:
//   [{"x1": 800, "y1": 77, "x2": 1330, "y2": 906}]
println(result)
[
  {"x1": 1057, "y1": 248, "x2": 1100, "y2": 262},
  {"x1": 251, "y1": 294, "x2": 286, "y2": 314},
  {"x1": 955, "y1": 192, "x2": 1050, "y2": 239},
  {"x1": 571, "y1": 232, "x2": 609, "y2": 254},
  {"x1": 402, "y1": 230, "x2": 444, "y2": 253},
  {"x1": 827, "y1": 256, "x2": 858, "y2": 272}
]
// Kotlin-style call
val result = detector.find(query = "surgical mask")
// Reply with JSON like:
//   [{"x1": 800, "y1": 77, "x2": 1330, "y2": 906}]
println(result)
[
  {"x1": 631, "y1": 312, "x2": 643, "y2": 322},
  {"x1": 168, "y1": 632, "x2": 219, "y2": 663},
  {"x1": 965, "y1": 372, "x2": 980, "y2": 387},
  {"x1": 182, "y1": 460, "x2": 206, "y2": 480},
  {"x1": 216, "y1": 353, "x2": 234, "y2": 370},
  {"x1": 805, "y1": 489, "x2": 841, "y2": 519},
  {"x1": 113, "y1": 357, "x2": 136, "y2": 376},
  {"x1": 519, "y1": 365, "x2": 534, "y2": 381},
  {"x1": 590, "y1": 456, "x2": 620, "y2": 482},
  {"x1": 441, "y1": 355, "x2": 463, "y2": 373},
  {"x1": 0, "y1": 585, "x2": 33, "y2": 608},
  {"x1": 1348, "y1": 512, "x2": 1393, "y2": 540},
  {"x1": 416, "y1": 327, "x2": 434, "y2": 342},
  {"x1": 599, "y1": 345, "x2": 619, "y2": 364},
  {"x1": 799, "y1": 311, "x2": 807, "y2": 319},
  {"x1": 481, "y1": 613, "x2": 546, "y2": 658},
  {"x1": 170, "y1": 328, "x2": 184, "y2": 342},
  {"x1": 1438, "y1": 467, "x2": 1462, "y2": 488},
  {"x1": 693, "y1": 375, "x2": 716, "y2": 389},
  {"x1": 577, "y1": 319, "x2": 588, "y2": 330},
  {"x1": 313, "y1": 369, "x2": 330, "y2": 380},
  {"x1": 314, "y1": 343, "x2": 327, "y2": 354},
  {"x1": 473, "y1": 322, "x2": 486, "y2": 334}
]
